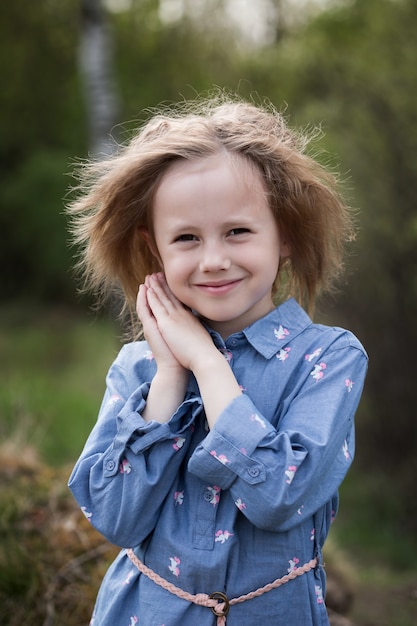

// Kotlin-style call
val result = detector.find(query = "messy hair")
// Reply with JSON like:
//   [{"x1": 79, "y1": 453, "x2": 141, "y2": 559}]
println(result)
[{"x1": 66, "y1": 93, "x2": 354, "y2": 336}]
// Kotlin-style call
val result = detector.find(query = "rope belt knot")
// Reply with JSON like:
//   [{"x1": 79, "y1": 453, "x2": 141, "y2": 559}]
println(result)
[
  {"x1": 127, "y1": 548, "x2": 317, "y2": 625},
  {"x1": 209, "y1": 591, "x2": 230, "y2": 618}
]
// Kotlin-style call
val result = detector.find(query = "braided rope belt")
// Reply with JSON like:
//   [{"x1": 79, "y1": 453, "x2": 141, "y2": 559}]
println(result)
[{"x1": 127, "y1": 548, "x2": 317, "y2": 625}]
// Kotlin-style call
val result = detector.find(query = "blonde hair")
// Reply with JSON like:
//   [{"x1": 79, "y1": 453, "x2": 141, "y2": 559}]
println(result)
[{"x1": 66, "y1": 94, "x2": 354, "y2": 336}]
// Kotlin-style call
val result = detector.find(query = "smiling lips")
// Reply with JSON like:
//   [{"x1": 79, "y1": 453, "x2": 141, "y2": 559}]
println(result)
[{"x1": 195, "y1": 279, "x2": 243, "y2": 295}]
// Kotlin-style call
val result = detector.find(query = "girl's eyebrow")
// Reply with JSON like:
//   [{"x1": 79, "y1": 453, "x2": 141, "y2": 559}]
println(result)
[
  {"x1": 164, "y1": 222, "x2": 198, "y2": 235},
  {"x1": 166, "y1": 214, "x2": 259, "y2": 232}
]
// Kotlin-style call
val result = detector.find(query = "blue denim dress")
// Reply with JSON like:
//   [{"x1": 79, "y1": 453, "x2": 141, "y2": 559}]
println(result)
[{"x1": 69, "y1": 298, "x2": 367, "y2": 625}]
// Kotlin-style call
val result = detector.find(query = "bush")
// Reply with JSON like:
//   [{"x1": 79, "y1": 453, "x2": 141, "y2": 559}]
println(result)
[{"x1": 0, "y1": 440, "x2": 118, "y2": 626}]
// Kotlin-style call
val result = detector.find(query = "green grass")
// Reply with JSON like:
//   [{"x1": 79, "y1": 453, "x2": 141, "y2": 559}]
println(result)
[{"x1": 0, "y1": 305, "x2": 120, "y2": 465}]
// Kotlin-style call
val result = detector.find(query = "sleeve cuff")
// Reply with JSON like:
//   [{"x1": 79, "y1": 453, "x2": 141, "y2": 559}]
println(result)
[
  {"x1": 188, "y1": 394, "x2": 273, "y2": 489},
  {"x1": 103, "y1": 386, "x2": 202, "y2": 476}
]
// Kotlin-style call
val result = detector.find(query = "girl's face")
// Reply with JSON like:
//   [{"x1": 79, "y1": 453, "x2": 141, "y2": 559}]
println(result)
[{"x1": 151, "y1": 152, "x2": 289, "y2": 338}]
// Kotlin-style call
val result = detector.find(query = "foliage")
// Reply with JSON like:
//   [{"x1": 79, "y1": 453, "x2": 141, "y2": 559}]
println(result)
[
  {"x1": 0, "y1": 0, "x2": 83, "y2": 162},
  {"x1": 1, "y1": 151, "x2": 75, "y2": 301},
  {"x1": 0, "y1": 0, "x2": 85, "y2": 302}
]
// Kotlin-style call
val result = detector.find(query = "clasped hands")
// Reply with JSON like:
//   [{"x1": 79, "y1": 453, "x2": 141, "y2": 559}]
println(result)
[{"x1": 136, "y1": 273, "x2": 217, "y2": 375}]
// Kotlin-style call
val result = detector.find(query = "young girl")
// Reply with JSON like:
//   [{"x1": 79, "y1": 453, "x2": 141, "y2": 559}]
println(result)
[{"x1": 67, "y1": 95, "x2": 367, "y2": 626}]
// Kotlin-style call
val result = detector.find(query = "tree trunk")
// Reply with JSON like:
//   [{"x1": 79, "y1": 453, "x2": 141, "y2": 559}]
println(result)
[{"x1": 79, "y1": 0, "x2": 120, "y2": 156}]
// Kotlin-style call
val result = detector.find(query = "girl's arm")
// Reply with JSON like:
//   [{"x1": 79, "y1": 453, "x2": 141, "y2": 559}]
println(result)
[
  {"x1": 68, "y1": 343, "x2": 201, "y2": 547},
  {"x1": 188, "y1": 336, "x2": 368, "y2": 532}
]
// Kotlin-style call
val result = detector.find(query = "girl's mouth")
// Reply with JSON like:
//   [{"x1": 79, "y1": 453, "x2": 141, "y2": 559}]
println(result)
[{"x1": 195, "y1": 279, "x2": 243, "y2": 295}]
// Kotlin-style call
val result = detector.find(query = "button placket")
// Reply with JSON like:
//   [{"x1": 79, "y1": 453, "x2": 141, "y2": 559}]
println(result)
[{"x1": 192, "y1": 484, "x2": 221, "y2": 550}]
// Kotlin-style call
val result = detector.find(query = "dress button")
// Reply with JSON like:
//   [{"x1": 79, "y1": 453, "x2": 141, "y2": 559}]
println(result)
[
  {"x1": 229, "y1": 338, "x2": 238, "y2": 347},
  {"x1": 204, "y1": 491, "x2": 213, "y2": 501},
  {"x1": 247, "y1": 467, "x2": 260, "y2": 478},
  {"x1": 105, "y1": 459, "x2": 116, "y2": 471}
]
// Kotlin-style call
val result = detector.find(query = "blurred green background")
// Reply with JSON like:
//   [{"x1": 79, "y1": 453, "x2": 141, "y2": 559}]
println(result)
[{"x1": 1, "y1": 0, "x2": 417, "y2": 624}]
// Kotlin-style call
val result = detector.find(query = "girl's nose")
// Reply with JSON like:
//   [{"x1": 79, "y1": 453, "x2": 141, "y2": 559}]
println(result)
[{"x1": 199, "y1": 243, "x2": 231, "y2": 272}]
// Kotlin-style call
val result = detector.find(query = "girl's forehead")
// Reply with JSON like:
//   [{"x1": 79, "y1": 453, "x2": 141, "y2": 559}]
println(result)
[{"x1": 158, "y1": 151, "x2": 264, "y2": 191}]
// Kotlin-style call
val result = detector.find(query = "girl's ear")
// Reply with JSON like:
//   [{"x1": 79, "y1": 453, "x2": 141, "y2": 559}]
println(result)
[{"x1": 138, "y1": 227, "x2": 163, "y2": 267}]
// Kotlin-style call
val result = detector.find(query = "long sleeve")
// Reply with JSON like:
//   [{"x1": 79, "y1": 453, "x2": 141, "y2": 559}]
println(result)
[
  {"x1": 188, "y1": 330, "x2": 368, "y2": 532},
  {"x1": 68, "y1": 343, "x2": 202, "y2": 547}
]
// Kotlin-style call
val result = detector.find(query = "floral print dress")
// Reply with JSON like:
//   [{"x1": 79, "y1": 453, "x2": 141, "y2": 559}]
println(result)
[{"x1": 69, "y1": 298, "x2": 367, "y2": 626}]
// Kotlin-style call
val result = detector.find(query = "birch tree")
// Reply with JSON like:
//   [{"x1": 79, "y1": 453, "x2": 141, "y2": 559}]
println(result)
[{"x1": 79, "y1": 0, "x2": 120, "y2": 156}]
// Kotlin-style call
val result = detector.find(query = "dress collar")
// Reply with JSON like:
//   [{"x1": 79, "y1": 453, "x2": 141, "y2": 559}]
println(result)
[{"x1": 204, "y1": 298, "x2": 312, "y2": 359}]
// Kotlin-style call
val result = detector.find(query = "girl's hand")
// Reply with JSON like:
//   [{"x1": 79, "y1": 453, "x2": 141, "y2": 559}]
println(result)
[
  {"x1": 137, "y1": 277, "x2": 189, "y2": 423},
  {"x1": 143, "y1": 273, "x2": 218, "y2": 372},
  {"x1": 136, "y1": 277, "x2": 184, "y2": 373},
  {"x1": 143, "y1": 273, "x2": 242, "y2": 428}
]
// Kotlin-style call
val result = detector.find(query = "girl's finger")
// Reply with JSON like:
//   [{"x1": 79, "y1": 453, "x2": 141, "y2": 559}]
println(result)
[
  {"x1": 137, "y1": 283, "x2": 155, "y2": 322},
  {"x1": 151, "y1": 273, "x2": 183, "y2": 310},
  {"x1": 157, "y1": 273, "x2": 181, "y2": 303},
  {"x1": 147, "y1": 274, "x2": 176, "y2": 311}
]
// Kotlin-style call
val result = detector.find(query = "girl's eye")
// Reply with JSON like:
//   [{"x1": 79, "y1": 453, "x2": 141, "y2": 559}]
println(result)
[
  {"x1": 174, "y1": 234, "x2": 197, "y2": 242},
  {"x1": 229, "y1": 228, "x2": 250, "y2": 236}
]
